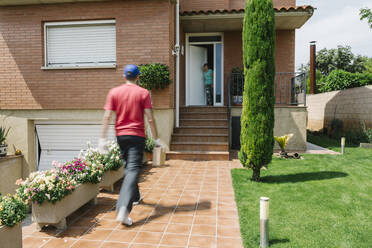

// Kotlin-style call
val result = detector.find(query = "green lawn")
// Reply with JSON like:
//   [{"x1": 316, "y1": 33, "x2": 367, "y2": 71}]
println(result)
[{"x1": 232, "y1": 136, "x2": 372, "y2": 248}]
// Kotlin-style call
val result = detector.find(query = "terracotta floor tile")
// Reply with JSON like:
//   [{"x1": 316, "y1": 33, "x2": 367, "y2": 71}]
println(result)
[
  {"x1": 189, "y1": 235, "x2": 217, "y2": 248},
  {"x1": 141, "y1": 222, "x2": 167, "y2": 232},
  {"x1": 95, "y1": 219, "x2": 119, "y2": 229},
  {"x1": 217, "y1": 217, "x2": 240, "y2": 227},
  {"x1": 42, "y1": 238, "x2": 77, "y2": 248},
  {"x1": 194, "y1": 216, "x2": 216, "y2": 225},
  {"x1": 217, "y1": 226, "x2": 241, "y2": 238},
  {"x1": 57, "y1": 227, "x2": 89, "y2": 238},
  {"x1": 147, "y1": 213, "x2": 172, "y2": 223},
  {"x1": 71, "y1": 240, "x2": 102, "y2": 248},
  {"x1": 70, "y1": 217, "x2": 98, "y2": 228},
  {"x1": 170, "y1": 215, "x2": 194, "y2": 224},
  {"x1": 166, "y1": 223, "x2": 191, "y2": 234},
  {"x1": 102, "y1": 211, "x2": 118, "y2": 220},
  {"x1": 217, "y1": 237, "x2": 243, "y2": 248},
  {"x1": 23, "y1": 237, "x2": 50, "y2": 248},
  {"x1": 131, "y1": 244, "x2": 157, "y2": 248},
  {"x1": 191, "y1": 224, "x2": 216, "y2": 236},
  {"x1": 80, "y1": 229, "x2": 112, "y2": 241},
  {"x1": 133, "y1": 231, "x2": 163, "y2": 244},
  {"x1": 106, "y1": 230, "x2": 137, "y2": 243},
  {"x1": 161, "y1": 233, "x2": 189, "y2": 246},
  {"x1": 101, "y1": 241, "x2": 129, "y2": 248}
]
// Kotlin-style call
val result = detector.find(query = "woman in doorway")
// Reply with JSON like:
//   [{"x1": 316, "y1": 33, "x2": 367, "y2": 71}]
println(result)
[{"x1": 203, "y1": 63, "x2": 213, "y2": 106}]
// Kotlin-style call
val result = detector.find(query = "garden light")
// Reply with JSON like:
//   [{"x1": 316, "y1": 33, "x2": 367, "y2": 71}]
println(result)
[
  {"x1": 341, "y1": 137, "x2": 346, "y2": 155},
  {"x1": 260, "y1": 197, "x2": 270, "y2": 248}
]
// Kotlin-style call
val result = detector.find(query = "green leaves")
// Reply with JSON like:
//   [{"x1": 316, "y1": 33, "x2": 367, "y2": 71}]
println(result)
[
  {"x1": 0, "y1": 126, "x2": 10, "y2": 144},
  {"x1": 360, "y1": 8, "x2": 372, "y2": 29},
  {"x1": 240, "y1": 0, "x2": 275, "y2": 181},
  {"x1": 139, "y1": 63, "x2": 171, "y2": 90},
  {"x1": 0, "y1": 194, "x2": 28, "y2": 227}
]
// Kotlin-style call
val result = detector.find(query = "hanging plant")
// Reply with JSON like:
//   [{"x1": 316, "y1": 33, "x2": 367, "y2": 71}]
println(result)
[{"x1": 138, "y1": 63, "x2": 171, "y2": 90}]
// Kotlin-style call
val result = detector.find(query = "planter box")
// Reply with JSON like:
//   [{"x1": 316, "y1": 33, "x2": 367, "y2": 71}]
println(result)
[
  {"x1": 0, "y1": 223, "x2": 22, "y2": 248},
  {"x1": 99, "y1": 166, "x2": 124, "y2": 192},
  {"x1": 360, "y1": 143, "x2": 372, "y2": 148},
  {"x1": 0, "y1": 155, "x2": 22, "y2": 195},
  {"x1": 32, "y1": 183, "x2": 99, "y2": 230}
]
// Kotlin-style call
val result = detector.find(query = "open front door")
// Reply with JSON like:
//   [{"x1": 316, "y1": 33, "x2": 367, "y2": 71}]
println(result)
[{"x1": 188, "y1": 45, "x2": 207, "y2": 106}]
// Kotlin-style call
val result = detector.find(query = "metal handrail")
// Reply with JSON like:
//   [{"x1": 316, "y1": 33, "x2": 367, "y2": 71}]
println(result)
[{"x1": 227, "y1": 74, "x2": 232, "y2": 152}]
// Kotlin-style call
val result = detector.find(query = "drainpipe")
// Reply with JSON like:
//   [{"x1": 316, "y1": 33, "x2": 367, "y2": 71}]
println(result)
[{"x1": 175, "y1": 0, "x2": 180, "y2": 127}]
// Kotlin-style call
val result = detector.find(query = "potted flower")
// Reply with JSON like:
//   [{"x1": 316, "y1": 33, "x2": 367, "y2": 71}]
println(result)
[
  {"x1": 0, "y1": 193, "x2": 28, "y2": 247},
  {"x1": 144, "y1": 136, "x2": 155, "y2": 164},
  {"x1": 79, "y1": 141, "x2": 124, "y2": 192},
  {"x1": 0, "y1": 126, "x2": 10, "y2": 157}
]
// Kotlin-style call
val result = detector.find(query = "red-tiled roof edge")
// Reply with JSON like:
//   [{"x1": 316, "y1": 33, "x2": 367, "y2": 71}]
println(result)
[{"x1": 181, "y1": 5, "x2": 314, "y2": 16}]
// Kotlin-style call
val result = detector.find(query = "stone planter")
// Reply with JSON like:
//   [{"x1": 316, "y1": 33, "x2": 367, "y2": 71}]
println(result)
[
  {"x1": 0, "y1": 223, "x2": 22, "y2": 248},
  {"x1": 0, "y1": 144, "x2": 8, "y2": 157},
  {"x1": 360, "y1": 143, "x2": 372, "y2": 148},
  {"x1": 32, "y1": 183, "x2": 99, "y2": 230},
  {"x1": 99, "y1": 166, "x2": 124, "y2": 192},
  {"x1": 143, "y1": 152, "x2": 152, "y2": 164}
]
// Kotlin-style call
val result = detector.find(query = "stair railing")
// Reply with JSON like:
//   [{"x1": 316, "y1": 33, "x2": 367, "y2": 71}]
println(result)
[{"x1": 227, "y1": 74, "x2": 232, "y2": 152}]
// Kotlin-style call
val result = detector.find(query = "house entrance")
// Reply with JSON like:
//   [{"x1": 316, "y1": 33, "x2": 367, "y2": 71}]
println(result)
[{"x1": 186, "y1": 33, "x2": 224, "y2": 106}]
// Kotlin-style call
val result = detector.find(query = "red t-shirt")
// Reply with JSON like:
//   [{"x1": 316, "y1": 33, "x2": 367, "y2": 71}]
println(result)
[{"x1": 104, "y1": 83, "x2": 152, "y2": 138}]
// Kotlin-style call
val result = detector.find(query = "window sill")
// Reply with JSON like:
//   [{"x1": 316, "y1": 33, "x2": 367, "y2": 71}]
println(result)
[{"x1": 41, "y1": 64, "x2": 117, "y2": 70}]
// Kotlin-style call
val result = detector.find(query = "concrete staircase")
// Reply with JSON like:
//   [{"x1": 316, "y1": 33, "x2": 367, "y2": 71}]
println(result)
[{"x1": 166, "y1": 106, "x2": 230, "y2": 161}]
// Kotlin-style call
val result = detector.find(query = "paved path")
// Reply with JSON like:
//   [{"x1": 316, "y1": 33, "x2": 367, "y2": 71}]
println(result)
[
  {"x1": 305, "y1": 142, "x2": 340, "y2": 155},
  {"x1": 23, "y1": 160, "x2": 243, "y2": 248}
]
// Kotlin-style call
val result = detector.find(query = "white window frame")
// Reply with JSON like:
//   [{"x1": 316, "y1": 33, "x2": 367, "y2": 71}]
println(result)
[{"x1": 42, "y1": 19, "x2": 117, "y2": 70}]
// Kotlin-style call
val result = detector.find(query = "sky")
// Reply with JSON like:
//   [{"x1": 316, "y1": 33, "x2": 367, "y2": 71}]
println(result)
[{"x1": 295, "y1": 0, "x2": 372, "y2": 70}]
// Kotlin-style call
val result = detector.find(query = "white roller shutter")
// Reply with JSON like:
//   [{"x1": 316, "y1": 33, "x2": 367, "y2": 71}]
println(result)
[
  {"x1": 36, "y1": 124, "x2": 116, "y2": 171},
  {"x1": 45, "y1": 20, "x2": 116, "y2": 68}
]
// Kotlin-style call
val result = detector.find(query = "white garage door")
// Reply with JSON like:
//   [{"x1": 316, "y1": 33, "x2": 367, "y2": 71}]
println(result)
[{"x1": 36, "y1": 124, "x2": 116, "y2": 171}]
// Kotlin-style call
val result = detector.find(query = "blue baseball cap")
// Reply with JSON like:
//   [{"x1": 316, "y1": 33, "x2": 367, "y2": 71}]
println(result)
[{"x1": 124, "y1": 64, "x2": 141, "y2": 79}]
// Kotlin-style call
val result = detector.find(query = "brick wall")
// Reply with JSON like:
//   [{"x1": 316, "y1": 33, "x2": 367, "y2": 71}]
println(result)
[
  {"x1": 181, "y1": 0, "x2": 296, "y2": 12},
  {"x1": 0, "y1": 0, "x2": 175, "y2": 110},
  {"x1": 307, "y1": 86, "x2": 372, "y2": 131}
]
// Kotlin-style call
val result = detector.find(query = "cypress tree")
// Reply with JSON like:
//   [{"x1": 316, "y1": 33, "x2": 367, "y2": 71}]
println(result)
[{"x1": 239, "y1": 0, "x2": 276, "y2": 181}]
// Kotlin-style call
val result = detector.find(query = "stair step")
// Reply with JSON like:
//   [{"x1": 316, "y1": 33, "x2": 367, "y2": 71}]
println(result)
[
  {"x1": 180, "y1": 119, "x2": 228, "y2": 127},
  {"x1": 174, "y1": 126, "x2": 228, "y2": 135},
  {"x1": 170, "y1": 142, "x2": 228, "y2": 152},
  {"x1": 172, "y1": 134, "x2": 228, "y2": 143},
  {"x1": 166, "y1": 151, "x2": 230, "y2": 161},
  {"x1": 180, "y1": 106, "x2": 227, "y2": 113},
  {"x1": 180, "y1": 112, "x2": 228, "y2": 120}
]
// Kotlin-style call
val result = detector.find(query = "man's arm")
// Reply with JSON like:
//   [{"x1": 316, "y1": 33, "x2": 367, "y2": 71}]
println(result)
[
  {"x1": 101, "y1": 110, "x2": 113, "y2": 139},
  {"x1": 144, "y1": 108, "x2": 158, "y2": 140}
]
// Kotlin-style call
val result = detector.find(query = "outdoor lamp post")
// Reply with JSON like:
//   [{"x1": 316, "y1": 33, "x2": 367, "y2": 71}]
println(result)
[{"x1": 260, "y1": 197, "x2": 270, "y2": 248}]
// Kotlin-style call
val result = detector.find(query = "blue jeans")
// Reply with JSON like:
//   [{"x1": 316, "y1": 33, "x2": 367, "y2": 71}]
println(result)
[{"x1": 116, "y1": 135, "x2": 145, "y2": 216}]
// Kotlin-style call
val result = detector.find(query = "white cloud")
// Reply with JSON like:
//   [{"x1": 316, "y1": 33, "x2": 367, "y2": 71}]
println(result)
[{"x1": 295, "y1": 0, "x2": 372, "y2": 69}]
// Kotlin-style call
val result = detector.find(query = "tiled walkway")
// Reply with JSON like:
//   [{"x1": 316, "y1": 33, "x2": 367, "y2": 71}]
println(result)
[{"x1": 22, "y1": 160, "x2": 243, "y2": 248}]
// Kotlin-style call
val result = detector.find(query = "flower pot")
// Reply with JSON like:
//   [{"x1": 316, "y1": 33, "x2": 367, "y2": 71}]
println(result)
[
  {"x1": 99, "y1": 166, "x2": 124, "y2": 192},
  {"x1": 0, "y1": 144, "x2": 8, "y2": 157},
  {"x1": 0, "y1": 223, "x2": 22, "y2": 248},
  {"x1": 32, "y1": 183, "x2": 99, "y2": 230},
  {"x1": 143, "y1": 152, "x2": 148, "y2": 164}
]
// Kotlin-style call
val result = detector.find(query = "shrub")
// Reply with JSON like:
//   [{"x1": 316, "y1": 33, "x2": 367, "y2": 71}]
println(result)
[
  {"x1": 345, "y1": 129, "x2": 369, "y2": 145},
  {"x1": 329, "y1": 119, "x2": 343, "y2": 139},
  {"x1": 319, "y1": 70, "x2": 372, "y2": 93},
  {"x1": 0, "y1": 193, "x2": 28, "y2": 227},
  {"x1": 239, "y1": 0, "x2": 275, "y2": 181},
  {"x1": 274, "y1": 134, "x2": 294, "y2": 152},
  {"x1": 362, "y1": 123, "x2": 372, "y2": 143},
  {"x1": 139, "y1": 63, "x2": 171, "y2": 90},
  {"x1": 145, "y1": 136, "x2": 155, "y2": 153}
]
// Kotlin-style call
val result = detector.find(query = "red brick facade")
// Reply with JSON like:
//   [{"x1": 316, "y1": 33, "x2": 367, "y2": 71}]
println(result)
[
  {"x1": 0, "y1": 0, "x2": 175, "y2": 110},
  {"x1": 0, "y1": 0, "x2": 297, "y2": 110}
]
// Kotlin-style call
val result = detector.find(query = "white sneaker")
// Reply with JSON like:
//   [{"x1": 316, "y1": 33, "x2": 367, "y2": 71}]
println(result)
[
  {"x1": 133, "y1": 193, "x2": 142, "y2": 206},
  {"x1": 116, "y1": 207, "x2": 133, "y2": 226}
]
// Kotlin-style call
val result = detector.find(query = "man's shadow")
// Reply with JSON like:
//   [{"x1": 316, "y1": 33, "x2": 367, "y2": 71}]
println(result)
[{"x1": 129, "y1": 200, "x2": 211, "y2": 227}]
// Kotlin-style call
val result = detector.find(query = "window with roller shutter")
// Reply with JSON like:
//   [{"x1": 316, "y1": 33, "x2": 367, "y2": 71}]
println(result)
[{"x1": 43, "y1": 20, "x2": 116, "y2": 69}]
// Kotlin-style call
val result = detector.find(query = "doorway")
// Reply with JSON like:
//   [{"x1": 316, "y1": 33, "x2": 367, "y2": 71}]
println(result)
[{"x1": 186, "y1": 33, "x2": 224, "y2": 106}]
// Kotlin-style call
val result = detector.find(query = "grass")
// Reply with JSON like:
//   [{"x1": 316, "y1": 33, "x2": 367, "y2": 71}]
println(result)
[{"x1": 232, "y1": 136, "x2": 372, "y2": 247}]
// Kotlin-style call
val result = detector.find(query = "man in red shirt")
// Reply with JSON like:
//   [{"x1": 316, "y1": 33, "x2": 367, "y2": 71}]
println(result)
[{"x1": 99, "y1": 64, "x2": 163, "y2": 226}]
